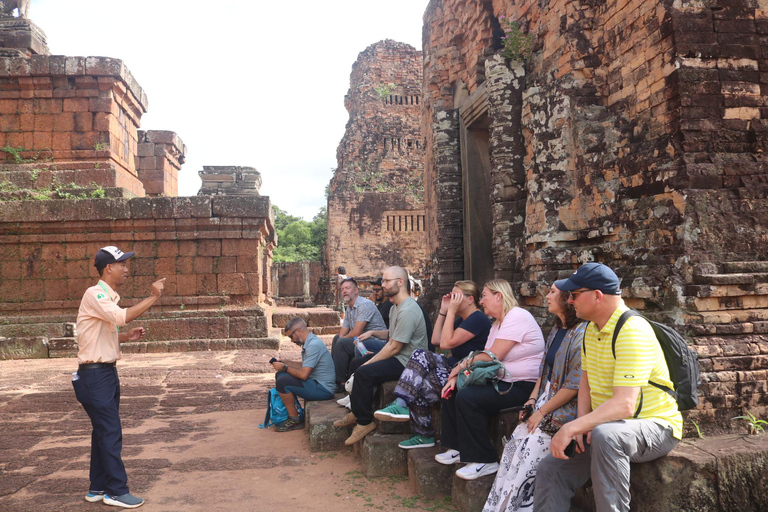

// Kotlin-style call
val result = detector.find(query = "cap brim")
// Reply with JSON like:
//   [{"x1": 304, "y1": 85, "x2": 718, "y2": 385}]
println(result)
[
  {"x1": 554, "y1": 278, "x2": 580, "y2": 291},
  {"x1": 115, "y1": 251, "x2": 134, "y2": 262}
]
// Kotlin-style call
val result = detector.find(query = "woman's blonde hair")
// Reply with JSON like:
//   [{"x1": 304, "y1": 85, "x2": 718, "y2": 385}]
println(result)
[
  {"x1": 483, "y1": 279, "x2": 518, "y2": 318},
  {"x1": 454, "y1": 280, "x2": 481, "y2": 308}
]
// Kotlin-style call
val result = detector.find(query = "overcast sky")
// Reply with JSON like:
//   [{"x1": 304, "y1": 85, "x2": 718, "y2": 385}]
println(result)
[{"x1": 32, "y1": 0, "x2": 429, "y2": 220}]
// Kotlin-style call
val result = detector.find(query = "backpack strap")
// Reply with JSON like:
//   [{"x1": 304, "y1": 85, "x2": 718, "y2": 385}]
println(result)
[
  {"x1": 611, "y1": 309, "x2": 644, "y2": 418},
  {"x1": 611, "y1": 310, "x2": 640, "y2": 358}
]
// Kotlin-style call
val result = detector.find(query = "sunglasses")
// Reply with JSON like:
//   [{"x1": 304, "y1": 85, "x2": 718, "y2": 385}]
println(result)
[{"x1": 569, "y1": 289, "x2": 595, "y2": 299}]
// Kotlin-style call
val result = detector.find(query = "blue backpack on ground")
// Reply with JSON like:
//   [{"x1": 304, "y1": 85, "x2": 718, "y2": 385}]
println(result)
[{"x1": 258, "y1": 388, "x2": 304, "y2": 429}]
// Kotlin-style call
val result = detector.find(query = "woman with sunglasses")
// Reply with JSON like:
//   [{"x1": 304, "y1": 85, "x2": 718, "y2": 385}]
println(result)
[
  {"x1": 482, "y1": 283, "x2": 586, "y2": 511},
  {"x1": 436, "y1": 279, "x2": 545, "y2": 480},
  {"x1": 374, "y1": 280, "x2": 491, "y2": 449}
]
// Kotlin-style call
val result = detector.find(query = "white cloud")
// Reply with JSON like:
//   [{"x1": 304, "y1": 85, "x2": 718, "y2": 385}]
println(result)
[{"x1": 32, "y1": 0, "x2": 428, "y2": 220}]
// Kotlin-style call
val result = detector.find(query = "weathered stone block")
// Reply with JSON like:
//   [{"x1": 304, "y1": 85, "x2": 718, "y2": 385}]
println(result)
[
  {"x1": 305, "y1": 399, "x2": 353, "y2": 452},
  {"x1": 361, "y1": 433, "x2": 411, "y2": 477},
  {"x1": 451, "y1": 472, "x2": 494, "y2": 512},
  {"x1": 0, "y1": 336, "x2": 47, "y2": 360},
  {"x1": 408, "y1": 446, "x2": 454, "y2": 499}
]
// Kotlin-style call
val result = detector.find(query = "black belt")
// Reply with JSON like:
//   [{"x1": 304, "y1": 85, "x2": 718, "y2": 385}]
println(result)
[{"x1": 78, "y1": 362, "x2": 116, "y2": 370}]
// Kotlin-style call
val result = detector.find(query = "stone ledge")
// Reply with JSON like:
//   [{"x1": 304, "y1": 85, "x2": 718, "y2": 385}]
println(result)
[{"x1": 569, "y1": 434, "x2": 768, "y2": 512}]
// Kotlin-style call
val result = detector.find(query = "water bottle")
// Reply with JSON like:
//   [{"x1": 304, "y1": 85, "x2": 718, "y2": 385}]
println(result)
[{"x1": 353, "y1": 337, "x2": 369, "y2": 356}]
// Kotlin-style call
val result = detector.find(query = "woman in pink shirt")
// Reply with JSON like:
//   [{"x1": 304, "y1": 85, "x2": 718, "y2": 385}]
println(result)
[{"x1": 435, "y1": 279, "x2": 545, "y2": 481}]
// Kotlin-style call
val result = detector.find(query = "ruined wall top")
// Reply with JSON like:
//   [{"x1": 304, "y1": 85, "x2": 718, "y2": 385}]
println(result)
[
  {"x1": 326, "y1": 39, "x2": 428, "y2": 280},
  {"x1": 198, "y1": 166, "x2": 262, "y2": 196},
  {"x1": 332, "y1": 39, "x2": 423, "y2": 195}
]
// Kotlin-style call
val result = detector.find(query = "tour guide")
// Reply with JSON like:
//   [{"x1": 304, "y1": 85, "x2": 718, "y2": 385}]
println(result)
[{"x1": 73, "y1": 246, "x2": 165, "y2": 509}]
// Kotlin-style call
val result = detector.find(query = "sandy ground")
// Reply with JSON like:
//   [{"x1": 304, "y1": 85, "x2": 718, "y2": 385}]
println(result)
[{"x1": 0, "y1": 349, "x2": 455, "y2": 512}]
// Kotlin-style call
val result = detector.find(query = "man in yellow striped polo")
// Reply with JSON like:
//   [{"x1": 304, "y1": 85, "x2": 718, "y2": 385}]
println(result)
[{"x1": 533, "y1": 262, "x2": 682, "y2": 512}]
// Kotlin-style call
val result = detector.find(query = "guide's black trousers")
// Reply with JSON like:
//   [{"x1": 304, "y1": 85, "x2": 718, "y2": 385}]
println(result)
[{"x1": 73, "y1": 364, "x2": 129, "y2": 496}]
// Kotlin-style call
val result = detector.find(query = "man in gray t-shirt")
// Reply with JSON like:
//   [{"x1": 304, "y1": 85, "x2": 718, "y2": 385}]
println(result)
[
  {"x1": 333, "y1": 266, "x2": 427, "y2": 445},
  {"x1": 331, "y1": 278, "x2": 388, "y2": 385}
]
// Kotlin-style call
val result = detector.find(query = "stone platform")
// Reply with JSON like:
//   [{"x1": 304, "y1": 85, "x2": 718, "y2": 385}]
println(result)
[{"x1": 303, "y1": 389, "x2": 768, "y2": 512}]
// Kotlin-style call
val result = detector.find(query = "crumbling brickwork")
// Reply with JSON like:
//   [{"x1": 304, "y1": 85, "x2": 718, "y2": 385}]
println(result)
[
  {"x1": 423, "y1": 0, "x2": 768, "y2": 433},
  {"x1": 0, "y1": 13, "x2": 278, "y2": 357},
  {"x1": 136, "y1": 130, "x2": 186, "y2": 197},
  {"x1": 0, "y1": 55, "x2": 150, "y2": 196},
  {"x1": 326, "y1": 40, "x2": 429, "y2": 282},
  {"x1": 0, "y1": 196, "x2": 275, "y2": 313}
]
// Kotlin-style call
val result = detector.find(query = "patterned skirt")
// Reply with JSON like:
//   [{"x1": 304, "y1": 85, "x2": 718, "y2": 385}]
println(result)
[{"x1": 482, "y1": 382, "x2": 553, "y2": 512}]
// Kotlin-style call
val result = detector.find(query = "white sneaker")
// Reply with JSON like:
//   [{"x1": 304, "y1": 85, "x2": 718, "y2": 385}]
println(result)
[
  {"x1": 455, "y1": 462, "x2": 499, "y2": 480},
  {"x1": 345, "y1": 376, "x2": 354, "y2": 394},
  {"x1": 336, "y1": 395, "x2": 350, "y2": 407},
  {"x1": 434, "y1": 449, "x2": 461, "y2": 465}
]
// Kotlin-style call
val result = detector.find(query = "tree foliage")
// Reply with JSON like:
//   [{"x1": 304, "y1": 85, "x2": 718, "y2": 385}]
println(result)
[{"x1": 272, "y1": 205, "x2": 326, "y2": 263}]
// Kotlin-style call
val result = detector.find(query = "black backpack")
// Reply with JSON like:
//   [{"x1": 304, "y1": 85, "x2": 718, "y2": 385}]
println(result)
[{"x1": 590, "y1": 310, "x2": 701, "y2": 411}]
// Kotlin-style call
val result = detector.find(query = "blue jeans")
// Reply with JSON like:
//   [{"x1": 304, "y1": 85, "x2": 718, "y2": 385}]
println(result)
[
  {"x1": 275, "y1": 373, "x2": 334, "y2": 401},
  {"x1": 358, "y1": 338, "x2": 387, "y2": 357},
  {"x1": 72, "y1": 365, "x2": 129, "y2": 496}
]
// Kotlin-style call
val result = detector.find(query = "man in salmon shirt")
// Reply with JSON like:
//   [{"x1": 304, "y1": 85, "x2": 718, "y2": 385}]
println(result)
[{"x1": 73, "y1": 246, "x2": 165, "y2": 509}]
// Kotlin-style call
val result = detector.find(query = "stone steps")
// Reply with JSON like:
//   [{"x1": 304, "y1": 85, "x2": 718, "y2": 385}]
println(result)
[
  {"x1": 693, "y1": 273, "x2": 768, "y2": 286},
  {"x1": 122, "y1": 337, "x2": 280, "y2": 354},
  {"x1": 722, "y1": 261, "x2": 768, "y2": 273},
  {"x1": 686, "y1": 283, "x2": 768, "y2": 298},
  {"x1": 272, "y1": 308, "x2": 340, "y2": 329},
  {"x1": 303, "y1": 380, "x2": 523, "y2": 511}
]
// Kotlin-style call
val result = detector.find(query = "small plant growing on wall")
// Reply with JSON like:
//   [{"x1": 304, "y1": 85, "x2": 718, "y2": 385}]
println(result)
[
  {"x1": 732, "y1": 411, "x2": 768, "y2": 435},
  {"x1": 499, "y1": 15, "x2": 533, "y2": 61},
  {"x1": 374, "y1": 83, "x2": 397, "y2": 99}
]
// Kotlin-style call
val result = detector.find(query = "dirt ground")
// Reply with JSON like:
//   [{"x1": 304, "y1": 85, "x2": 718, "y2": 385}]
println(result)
[{"x1": 0, "y1": 349, "x2": 455, "y2": 512}]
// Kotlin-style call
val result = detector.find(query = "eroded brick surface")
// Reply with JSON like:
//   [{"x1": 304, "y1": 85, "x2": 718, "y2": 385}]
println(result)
[
  {"x1": 326, "y1": 40, "x2": 429, "y2": 282},
  {"x1": 422, "y1": 0, "x2": 768, "y2": 433}
]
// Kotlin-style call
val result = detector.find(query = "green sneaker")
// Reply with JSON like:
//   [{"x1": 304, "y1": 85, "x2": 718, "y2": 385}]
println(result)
[
  {"x1": 399, "y1": 434, "x2": 436, "y2": 450},
  {"x1": 374, "y1": 401, "x2": 410, "y2": 422}
]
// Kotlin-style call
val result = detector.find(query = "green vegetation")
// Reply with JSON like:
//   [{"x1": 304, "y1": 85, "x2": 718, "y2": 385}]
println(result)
[
  {"x1": 499, "y1": 15, "x2": 533, "y2": 61},
  {"x1": 0, "y1": 178, "x2": 106, "y2": 201},
  {"x1": 272, "y1": 205, "x2": 327, "y2": 263},
  {"x1": 374, "y1": 82, "x2": 397, "y2": 99},
  {"x1": 732, "y1": 411, "x2": 768, "y2": 435},
  {"x1": 691, "y1": 419, "x2": 705, "y2": 439},
  {"x1": 337, "y1": 161, "x2": 424, "y2": 201}
]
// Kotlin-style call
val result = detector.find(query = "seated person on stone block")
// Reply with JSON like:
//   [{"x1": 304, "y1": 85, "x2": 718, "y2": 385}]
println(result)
[
  {"x1": 436, "y1": 279, "x2": 545, "y2": 481},
  {"x1": 532, "y1": 263, "x2": 682, "y2": 512},
  {"x1": 483, "y1": 282, "x2": 585, "y2": 512},
  {"x1": 374, "y1": 280, "x2": 491, "y2": 450},
  {"x1": 270, "y1": 318, "x2": 336, "y2": 432},
  {"x1": 331, "y1": 277, "x2": 388, "y2": 387},
  {"x1": 333, "y1": 266, "x2": 428, "y2": 446},
  {"x1": 370, "y1": 277, "x2": 393, "y2": 329}
]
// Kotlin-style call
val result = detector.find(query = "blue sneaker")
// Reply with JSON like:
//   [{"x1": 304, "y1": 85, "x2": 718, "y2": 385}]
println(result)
[
  {"x1": 85, "y1": 490, "x2": 105, "y2": 502},
  {"x1": 103, "y1": 493, "x2": 144, "y2": 508}
]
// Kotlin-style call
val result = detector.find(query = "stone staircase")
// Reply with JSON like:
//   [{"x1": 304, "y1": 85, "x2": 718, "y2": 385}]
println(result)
[
  {"x1": 686, "y1": 261, "x2": 768, "y2": 336},
  {"x1": 271, "y1": 306, "x2": 342, "y2": 337},
  {"x1": 304, "y1": 382, "x2": 518, "y2": 512},
  {"x1": 683, "y1": 261, "x2": 768, "y2": 431},
  {"x1": 0, "y1": 306, "x2": 280, "y2": 359},
  {"x1": 301, "y1": 380, "x2": 768, "y2": 512}
]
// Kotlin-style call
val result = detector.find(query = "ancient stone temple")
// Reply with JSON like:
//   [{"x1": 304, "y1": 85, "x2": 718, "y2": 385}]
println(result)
[
  {"x1": 326, "y1": 40, "x2": 428, "y2": 283},
  {"x1": 422, "y1": 0, "x2": 768, "y2": 433},
  {"x1": 0, "y1": 9, "x2": 277, "y2": 358}
]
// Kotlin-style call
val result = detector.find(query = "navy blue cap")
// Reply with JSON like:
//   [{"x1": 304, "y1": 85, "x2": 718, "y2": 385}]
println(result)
[
  {"x1": 94, "y1": 246, "x2": 134, "y2": 271},
  {"x1": 554, "y1": 263, "x2": 621, "y2": 295}
]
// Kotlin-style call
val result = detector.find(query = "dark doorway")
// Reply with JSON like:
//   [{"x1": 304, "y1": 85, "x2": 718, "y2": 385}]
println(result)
[{"x1": 459, "y1": 85, "x2": 494, "y2": 288}]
